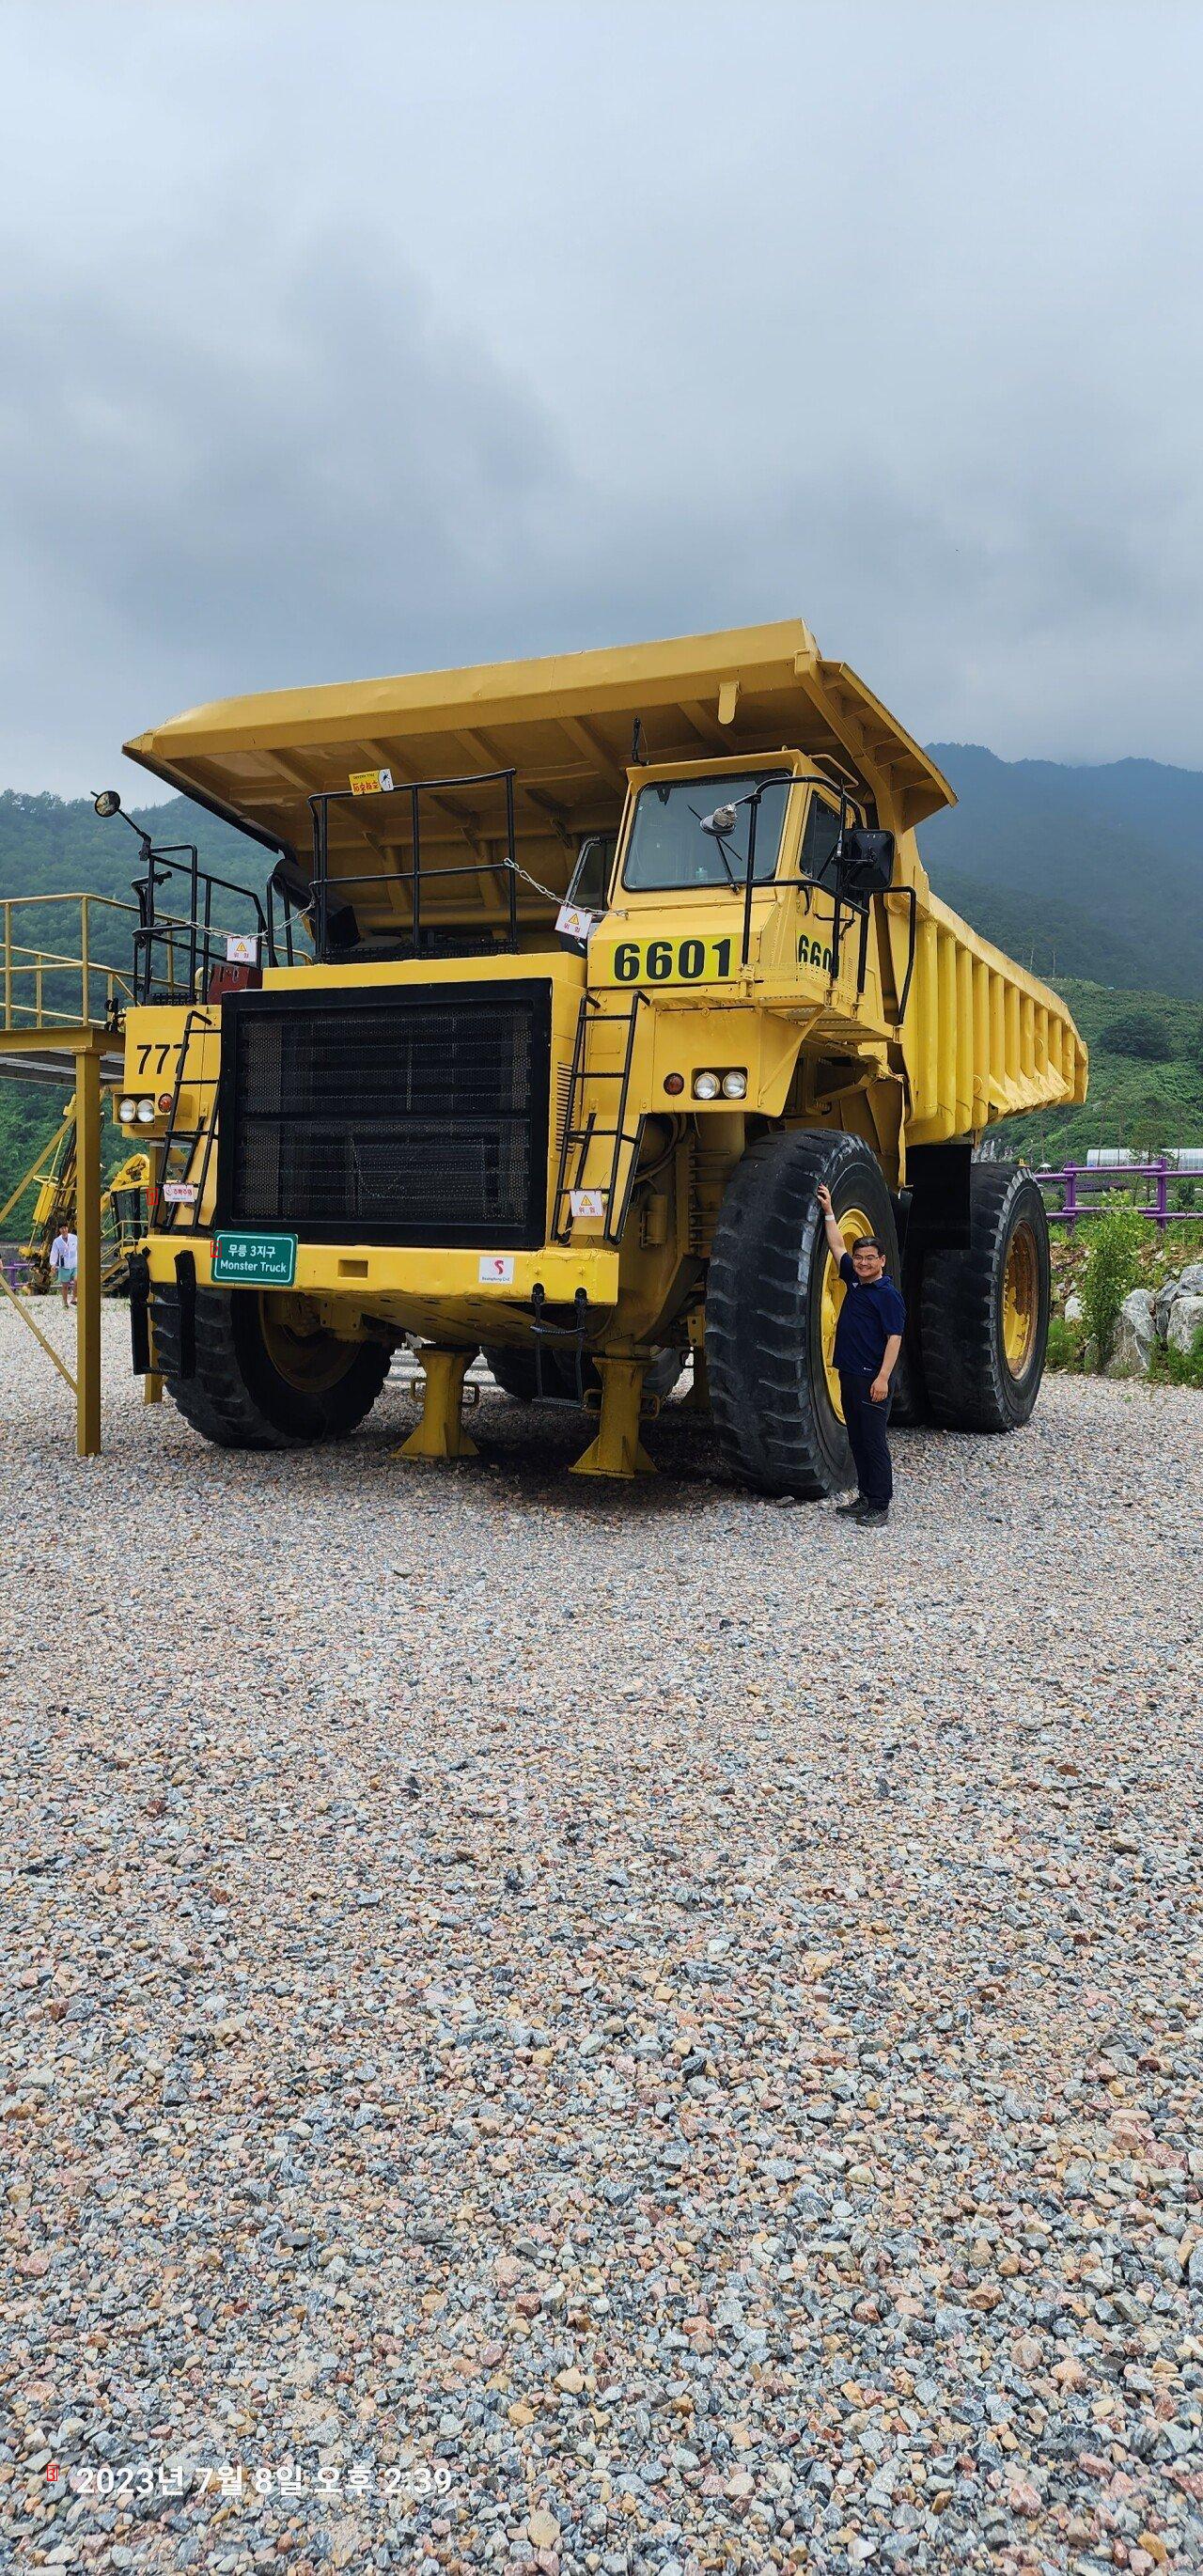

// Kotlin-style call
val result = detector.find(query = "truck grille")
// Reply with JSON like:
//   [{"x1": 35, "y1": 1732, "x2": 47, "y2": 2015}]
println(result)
[{"x1": 215, "y1": 981, "x2": 551, "y2": 1247}]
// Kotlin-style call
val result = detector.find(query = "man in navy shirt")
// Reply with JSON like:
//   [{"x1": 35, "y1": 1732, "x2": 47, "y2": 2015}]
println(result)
[{"x1": 816, "y1": 1183, "x2": 906, "y2": 1526}]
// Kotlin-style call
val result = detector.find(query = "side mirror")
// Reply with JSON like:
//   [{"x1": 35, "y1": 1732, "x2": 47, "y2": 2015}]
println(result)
[
  {"x1": 93, "y1": 789, "x2": 122, "y2": 819},
  {"x1": 839, "y1": 826, "x2": 895, "y2": 895}
]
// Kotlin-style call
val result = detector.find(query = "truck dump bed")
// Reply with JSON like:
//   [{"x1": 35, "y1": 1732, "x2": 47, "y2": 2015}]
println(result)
[
  {"x1": 125, "y1": 619, "x2": 1086, "y2": 1137},
  {"x1": 124, "y1": 619, "x2": 952, "y2": 901}
]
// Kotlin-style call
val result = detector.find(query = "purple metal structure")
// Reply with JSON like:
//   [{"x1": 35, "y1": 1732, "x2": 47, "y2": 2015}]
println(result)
[{"x1": 1034, "y1": 1158, "x2": 1203, "y2": 1230}]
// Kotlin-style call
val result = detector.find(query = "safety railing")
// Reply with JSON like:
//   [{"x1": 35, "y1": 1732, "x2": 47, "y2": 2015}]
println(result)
[
  {"x1": 132, "y1": 850, "x2": 311, "y2": 1005},
  {"x1": 308, "y1": 768, "x2": 521, "y2": 962},
  {"x1": 0, "y1": 893, "x2": 140, "y2": 1031},
  {"x1": 1035, "y1": 1159, "x2": 1203, "y2": 1228}
]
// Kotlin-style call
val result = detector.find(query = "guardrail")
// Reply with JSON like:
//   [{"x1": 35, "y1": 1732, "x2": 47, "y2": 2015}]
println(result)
[
  {"x1": 1034, "y1": 1159, "x2": 1203, "y2": 1229},
  {"x1": 1, "y1": 892, "x2": 140, "y2": 1030}
]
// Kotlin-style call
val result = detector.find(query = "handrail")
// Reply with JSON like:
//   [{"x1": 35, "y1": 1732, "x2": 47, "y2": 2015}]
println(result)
[
  {"x1": 307, "y1": 767, "x2": 520, "y2": 962},
  {"x1": 1034, "y1": 1158, "x2": 1203, "y2": 1229},
  {"x1": 0, "y1": 874, "x2": 313, "y2": 1033},
  {"x1": 0, "y1": 893, "x2": 141, "y2": 1032},
  {"x1": 130, "y1": 849, "x2": 307, "y2": 1002}
]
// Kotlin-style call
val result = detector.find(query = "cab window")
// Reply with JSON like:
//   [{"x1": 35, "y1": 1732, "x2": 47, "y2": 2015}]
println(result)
[
  {"x1": 623, "y1": 773, "x2": 790, "y2": 891},
  {"x1": 801, "y1": 795, "x2": 845, "y2": 879},
  {"x1": 566, "y1": 834, "x2": 615, "y2": 913}
]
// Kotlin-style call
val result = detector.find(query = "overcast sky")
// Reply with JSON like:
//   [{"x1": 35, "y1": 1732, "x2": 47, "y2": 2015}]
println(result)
[{"x1": 2, "y1": 0, "x2": 1201, "y2": 798}]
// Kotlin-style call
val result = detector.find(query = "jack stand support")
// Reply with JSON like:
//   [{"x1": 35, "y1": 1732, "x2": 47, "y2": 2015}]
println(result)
[
  {"x1": 398, "y1": 1349, "x2": 478, "y2": 1460},
  {"x1": 570, "y1": 1356, "x2": 655, "y2": 1480},
  {"x1": 681, "y1": 1344, "x2": 711, "y2": 1413}
]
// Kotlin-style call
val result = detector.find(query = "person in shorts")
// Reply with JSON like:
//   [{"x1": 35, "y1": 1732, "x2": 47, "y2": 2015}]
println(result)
[{"x1": 50, "y1": 1225, "x2": 78, "y2": 1309}]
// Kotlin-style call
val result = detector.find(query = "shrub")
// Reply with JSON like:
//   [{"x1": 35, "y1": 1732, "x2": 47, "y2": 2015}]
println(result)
[
  {"x1": 1080, "y1": 1205, "x2": 1146, "y2": 1371},
  {"x1": 1097, "y1": 1009, "x2": 1173, "y2": 1062},
  {"x1": 1148, "y1": 1326, "x2": 1203, "y2": 1391},
  {"x1": 1045, "y1": 1316, "x2": 1086, "y2": 1372}
]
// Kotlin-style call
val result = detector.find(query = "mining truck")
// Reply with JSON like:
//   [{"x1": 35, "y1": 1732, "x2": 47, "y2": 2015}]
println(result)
[{"x1": 100, "y1": 621, "x2": 1086, "y2": 1490}]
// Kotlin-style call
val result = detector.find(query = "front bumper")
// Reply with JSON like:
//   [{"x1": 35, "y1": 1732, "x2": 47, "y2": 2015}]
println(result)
[{"x1": 142, "y1": 1233, "x2": 621, "y2": 1308}]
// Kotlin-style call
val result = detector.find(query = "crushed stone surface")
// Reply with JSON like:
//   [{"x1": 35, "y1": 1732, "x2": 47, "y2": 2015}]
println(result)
[{"x1": 2, "y1": 1305, "x2": 1201, "y2": 2575}]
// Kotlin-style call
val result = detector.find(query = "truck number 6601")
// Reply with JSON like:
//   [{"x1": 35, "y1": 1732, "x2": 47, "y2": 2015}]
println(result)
[{"x1": 612, "y1": 936, "x2": 733, "y2": 983}]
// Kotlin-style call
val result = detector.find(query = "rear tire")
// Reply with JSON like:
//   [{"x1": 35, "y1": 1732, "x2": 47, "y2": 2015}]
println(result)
[
  {"x1": 150, "y1": 1286, "x2": 391, "y2": 1448},
  {"x1": 919, "y1": 1164, "x2": 1050, "y2": 1430},
  {"x1": 888, "y1": 1188, "x2": 930, "y2": 1426},
  {"x1": 483, "y1": 1345, "x2": 542, "y2": 1401},
  {"x1": 706, "y1": 1131, "x2": 898, "y2": 1497},
  {"x1": 483, "y1": 1344, "x2": 686, "y2": 1407}
]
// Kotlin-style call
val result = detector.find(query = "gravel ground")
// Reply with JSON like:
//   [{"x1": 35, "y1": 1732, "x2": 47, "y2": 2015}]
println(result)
[{"x1": 3, "y1": 1304, "x2": 1202, "y2": 2576}]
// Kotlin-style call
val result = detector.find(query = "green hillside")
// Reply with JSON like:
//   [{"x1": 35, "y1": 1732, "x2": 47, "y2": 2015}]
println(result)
[
  {"x1": 1, "y1": 760, "x2": 1201, "y2": 1227},
  {"x1": 0, "y1": 789, "x2": 263, "y2": 1232},
  {"x1": 997, "y1": 980, "x2": 1203, "y2": 1165},
  {"x1": 922, "y1": 744, "x2": 1203, "y2": 996},
  {"x1": 0, "y1": 787, "x2": 258, "y2": 902}
]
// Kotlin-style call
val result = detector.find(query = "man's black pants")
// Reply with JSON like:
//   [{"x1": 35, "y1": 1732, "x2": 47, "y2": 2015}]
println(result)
[{"x1": 839, "y1": 1372, "x2": 894, "y2": 1510}]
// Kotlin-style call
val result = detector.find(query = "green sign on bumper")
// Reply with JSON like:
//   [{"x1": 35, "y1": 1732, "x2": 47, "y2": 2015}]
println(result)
[{"x1": 211, "y1": 1230, "x2": 298, "y2": 1288}]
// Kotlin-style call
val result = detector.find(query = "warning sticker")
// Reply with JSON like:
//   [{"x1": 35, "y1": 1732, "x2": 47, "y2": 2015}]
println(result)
[
  {"x1": 569, "y1": 1189, "x2": 604, "y2": 1219},
  {"x1": 555, "y1": 902, "x2": 600, "y2": 944},
  {"x1": 350, "y1": 767, "x2": 394, "y2": 795}
]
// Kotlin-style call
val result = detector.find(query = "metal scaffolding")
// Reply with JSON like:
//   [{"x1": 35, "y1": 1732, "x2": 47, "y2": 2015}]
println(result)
[{"x1": 0, "y1": 893, "x2": 138, "y2": 1458}]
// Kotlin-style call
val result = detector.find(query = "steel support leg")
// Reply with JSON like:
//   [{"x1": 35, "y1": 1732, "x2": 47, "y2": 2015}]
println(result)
[
  {"x1": 74, "y1": 1047, "x2": 102, "y2": 1458},
  {"x1": 570, "y1": 1357, "x2": 655, "y2": 1479},
  {"x1": 143, "y1": 1305, "x2": 163, "y2": 1406},
  {"x1": 681, "y1": 1345, "x2": 711, "y2": 1413},
  {"x1": 398, "y1": 1349, "x2": 478, "y2": 1460}
]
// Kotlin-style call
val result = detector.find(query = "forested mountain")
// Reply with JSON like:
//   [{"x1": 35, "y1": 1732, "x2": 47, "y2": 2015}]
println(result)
[
  {"x1": 0, "y1": 791, "x2": 259, "y2": 1224},
  {"x1": 1, "y1": 744, "x2": 1201, "y2": 1219},
  {"x1": 5, "y1": 746, "x2": 1200, "y2": 994},
  {"x1": 922, "y1": 745, "x2": 1203, "y2": 997},
  {"x1": 4, "y1": 741, "x2": 1201, "y2": 995},
  {"x1": 1004, "y1": 980, "x2": 1203, "y2": 1161},
  {"x1": 0, "y1": 788, "x2": 257, "y2": 912}
]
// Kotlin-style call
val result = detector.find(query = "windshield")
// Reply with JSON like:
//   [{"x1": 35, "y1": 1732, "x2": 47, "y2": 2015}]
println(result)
[{"x1": 623, "y1": 772, "x2": 791, "y2": 891}]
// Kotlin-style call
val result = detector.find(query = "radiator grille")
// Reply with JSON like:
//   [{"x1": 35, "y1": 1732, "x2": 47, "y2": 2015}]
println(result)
[{"x1": 216, "y1": 982, "x2": 550, "y2": 1246}]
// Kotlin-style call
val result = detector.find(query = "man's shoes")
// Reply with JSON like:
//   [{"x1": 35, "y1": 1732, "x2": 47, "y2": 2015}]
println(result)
[
  {"x1": 854, "y1": 1505, "x2": 890, "y2": 1527},
  {"x1": 835, "y1": 1496, "x2": 864, "y2": 1516}
]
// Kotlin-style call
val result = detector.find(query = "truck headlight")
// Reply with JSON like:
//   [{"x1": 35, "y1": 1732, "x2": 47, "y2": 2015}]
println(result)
[
  {"x1": 118, "y1": 1095, "x2": 138, "y2": 1120},
  {"x1": 721, "y1": 1070, "x2": 748, "y2": 1099},
  {"x1": 693, "y1": 1071, "x2": 720, "y2": 1101},
  {"x1": 135, "y1": 1099, "x2": 157, "y2": 1124}
]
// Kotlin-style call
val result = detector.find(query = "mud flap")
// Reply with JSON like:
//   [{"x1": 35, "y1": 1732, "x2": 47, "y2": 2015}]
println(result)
[
  {"x1": 173, "y1": 1250, "x2": 197, "y2": 1380},
  {"x1": 128, "y1": 1252, "x2": 151, "y2": 1375}
]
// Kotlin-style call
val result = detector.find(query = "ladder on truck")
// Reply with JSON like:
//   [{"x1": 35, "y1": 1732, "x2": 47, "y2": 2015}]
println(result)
[
  {"x1": 149, "y1": 1006, "x2": 222, "y2": 1235},
  {"x1": 552, "y1": 990, "x2": 647, "y2": 1246}
]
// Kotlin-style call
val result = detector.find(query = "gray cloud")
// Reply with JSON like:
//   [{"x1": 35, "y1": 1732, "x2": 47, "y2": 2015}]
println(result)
[{"x1": 2, "y1": 0, "x2": 1202, "y2": 793}]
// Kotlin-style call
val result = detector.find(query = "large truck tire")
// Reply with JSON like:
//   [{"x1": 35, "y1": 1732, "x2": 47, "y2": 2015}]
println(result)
[
  {"x1": 706, "y1": 1131, "x2": 899, "y2": 1498},
  {"x1": 483, "y1": 1344, "x2": 686, "y2": 1406},
  {"x1": 886, "y1": 1329, "x2": 927, "y2": 1428},
  {"x1": 919, "y1": 1164, "x2": 1050, "y2": 1431},
  {"x1": 888, "y1": 1188, "x2": 931, "y2": 1427},
  {"x1": 150, "y1": 1285, "x2": 391, "y2": 1448},
  {"x1": 483, "y1": 1345, "x2": 543, "y2": 1401}
]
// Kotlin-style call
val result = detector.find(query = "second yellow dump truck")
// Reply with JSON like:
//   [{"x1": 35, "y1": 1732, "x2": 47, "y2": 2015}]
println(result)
[{"x1": 101, "y1": 619, "x2": 1086, "y2": 1491}]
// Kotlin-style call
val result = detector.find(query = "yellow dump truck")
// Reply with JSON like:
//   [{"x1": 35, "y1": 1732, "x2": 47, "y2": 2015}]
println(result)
[
  {"x1": 16, "y1": 1107, "x2": 150, "y2": 1295},
  {"x1": 102, "y1": 620, "x2": 1086, "y2": 1491}
]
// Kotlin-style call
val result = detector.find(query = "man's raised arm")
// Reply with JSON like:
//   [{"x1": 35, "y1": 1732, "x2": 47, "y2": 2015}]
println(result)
[{"x1": 816, "y1": 1182, "x2": 847, "y2": 1262}]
